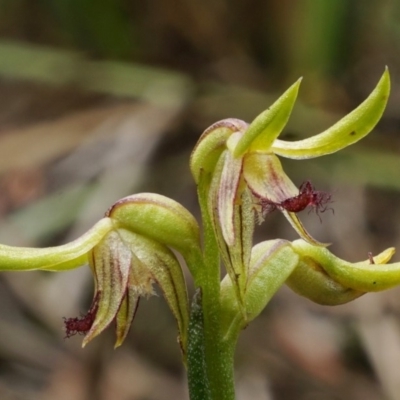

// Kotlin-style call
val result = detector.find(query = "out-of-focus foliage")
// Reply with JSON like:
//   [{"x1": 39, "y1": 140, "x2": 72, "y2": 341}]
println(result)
[{"x1": 0, "y1": 0, "x2": 397, "y2": 84}]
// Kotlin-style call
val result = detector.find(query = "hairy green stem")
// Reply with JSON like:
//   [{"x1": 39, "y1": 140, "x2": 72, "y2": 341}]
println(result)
[{"x1": 187, "y1": 175, "x2": 236, "y2": 400}]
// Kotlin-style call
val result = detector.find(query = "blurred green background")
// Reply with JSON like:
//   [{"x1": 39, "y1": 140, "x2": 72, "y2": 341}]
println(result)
[{"x1": 0, "y1": 1, "x2": 400, "y2": 399}]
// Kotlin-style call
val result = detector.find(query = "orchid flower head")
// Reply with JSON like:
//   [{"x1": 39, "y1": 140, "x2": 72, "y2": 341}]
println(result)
[
  {"x1": 0, "y1": 194, "x2": 200, "y2": 356},
  {"x1": 190, "y1": 69, "x2": 390, "y2": 309},
  {"x1": 191, "y1": 68, "x2": 390, "y2": 247}
]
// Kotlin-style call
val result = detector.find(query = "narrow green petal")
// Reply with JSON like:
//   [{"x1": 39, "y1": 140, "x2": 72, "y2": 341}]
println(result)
[
  {"x1": 233, "y1": 78, "x2": 302, "y2": 157},
  {"x1": 292, "y1": 239, "x2": 400, "y2": 292},
  {"x1": 207, "y1": 154, "x2": 234, "y2": 274},
  {"x1": 220, "y1": 187, "x2": 256, "y2": 311},
  {"x1": 272, "y1": 68, "x2": 390, "y2": 159},
  {"x1": 118, "y1": 229, "x2": 189, "y2": 357},
  {"x1": 243, "y1": 153, "x2": 298, "y2": 202},
  {"x1": 83, "y1": 231, "x2": 136, "y2": 346},
  {"x1": 190, "y1": 118, "x2": 248, "y2": 183},
  {"x1": 114, "y1": 280, "x2": 140, "y2": 348},
  {"x1": 112, "y1": 251, "x2": 155, "y2": 347},
  {"x1": 207, "y1": 154, "x2": 248, "y2": 310},
  {"x1": 217, "y1": 151, "x2": 243, "y2": 246},
  {"x1": 0, "y1": 217, "x2": 114, "y2": 271},
  {"x1": 232, "y1": 187, "x2": 255, "y2": 289},
  {"x1": 282, "y1": 210, "x2": 330, "y2": 247}
]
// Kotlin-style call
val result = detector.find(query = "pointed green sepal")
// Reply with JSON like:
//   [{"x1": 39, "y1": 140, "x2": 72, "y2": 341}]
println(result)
[
  {"x1": 285, "y1": 252, "x2": 364, "y2": 306},
  {"x1": 0, "y1": 217, "x2": 114, "y2": 271},
  {"x1": 292, "y1": 240, "x2": 399, "y2": 292},
  {"x1": 272, "y1": 68, "x2": 390, "y2": 159},
  {"x1": 233, "y1": 78, "x2": 302, "y2": 157}
]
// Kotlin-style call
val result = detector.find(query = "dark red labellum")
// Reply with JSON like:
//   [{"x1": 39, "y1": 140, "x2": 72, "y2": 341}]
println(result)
[
  {"x1": 63, "y1": 293, "x2": 100, "y2": 339},
  {"x1": 257, "y1": 180, "x2": 334, "y2": 222}
]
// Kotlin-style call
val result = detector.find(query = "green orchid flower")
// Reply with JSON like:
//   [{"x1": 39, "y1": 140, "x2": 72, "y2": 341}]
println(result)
[
  {"x1": 0, "y1": 193, "x2": 198, "y2": 355},
  {"x1": 190, "y1": 69, "x2": 390, "y2": 308}
]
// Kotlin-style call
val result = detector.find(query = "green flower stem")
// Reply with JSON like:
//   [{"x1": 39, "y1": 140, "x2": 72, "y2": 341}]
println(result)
[
  {"x1": 187, "y1": 174, "x2": 236, "y2": 400},
  {"x1": 188, "y1": 289, "x2": 211, "y2": 400}
]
